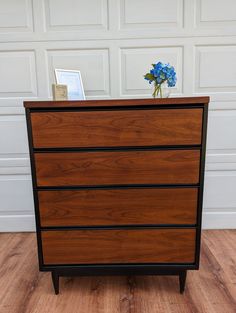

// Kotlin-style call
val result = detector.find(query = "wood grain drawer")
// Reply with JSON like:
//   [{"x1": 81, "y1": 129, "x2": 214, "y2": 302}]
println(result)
[
  {"x1": 39, "y1": 188, "x2": 198, "y2": 227},
  {"x1": 42, "y1": 228, "x2": 196, "y2": 265},
  {"x1": 30, "y1": 109, "x2": 203, "y2": 148},
  {"x1": 35, "y1": 150, "x2": 200, "y2": 187}
]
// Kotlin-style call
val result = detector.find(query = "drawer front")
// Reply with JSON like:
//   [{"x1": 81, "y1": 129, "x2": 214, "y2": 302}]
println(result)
[
  {"x1": 35, "y1": 150, "x2": 200, "y2": 187},
  {"x1": 42, "y1": 229, "x2": 196, "y2": 264},
  {"x1": 39, "y1": 188, "x2": 198, "y2": 227},
  {"x1": 31, "y1": 109, "x2": 203, "y2": 148}
]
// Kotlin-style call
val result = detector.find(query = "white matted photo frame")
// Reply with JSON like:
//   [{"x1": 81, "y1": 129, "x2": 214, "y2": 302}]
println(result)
[{"x1": 54, "y1": 69, "x2": 85, "y2": 100}]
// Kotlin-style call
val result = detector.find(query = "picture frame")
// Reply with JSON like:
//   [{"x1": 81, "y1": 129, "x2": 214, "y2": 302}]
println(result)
[{"x1": 54, "y1": 69, "x2": 85, "y2": 100}]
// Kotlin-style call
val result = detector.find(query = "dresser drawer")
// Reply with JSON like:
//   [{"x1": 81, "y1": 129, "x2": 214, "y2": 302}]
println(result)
[
  {"x1": 42, "y1": 228, "x2": 196, "y2": 265},
  {"x1": 39, "y1": 188, "x2": 198, "y2": 227},
  {"x1": 35, "y1": 150, "x2": 200, "y2": 187},
  {"x1": 30, "y1": 108, "x2": 203, "y2": 148}
]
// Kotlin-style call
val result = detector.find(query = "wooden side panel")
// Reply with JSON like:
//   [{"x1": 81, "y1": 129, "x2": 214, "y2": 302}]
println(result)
[
  {"x1": 31, "y1": 109, "x2": 203, "y2": 148},
  {"x1": 35, "y1": 150, "x2": 200, "y2": 187},
  {"x1": 42, "y1": 229, "x2": 196, "y2": 264},
  {"x1": 39, "y1": 188, "x2": 198, "y2": 227}
]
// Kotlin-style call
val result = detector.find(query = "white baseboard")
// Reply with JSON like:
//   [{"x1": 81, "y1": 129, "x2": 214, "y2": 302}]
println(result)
[
  {"x1": 202, "y1": 211, "x2": 236, "y2": 229},
  {"x1": 0, "y1": 212, "x2": 235, "y2": 232},
  {"x1": 0, "y1": 215, "x2": 35, "y2": 232}
]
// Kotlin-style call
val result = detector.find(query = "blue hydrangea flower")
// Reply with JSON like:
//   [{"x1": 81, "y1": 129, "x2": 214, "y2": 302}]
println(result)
[{"x1": 144, "y1": 61, "x2": 177, "y2": 97}]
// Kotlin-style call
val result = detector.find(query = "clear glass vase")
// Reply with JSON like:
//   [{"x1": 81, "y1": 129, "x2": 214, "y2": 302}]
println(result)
[{"x1": 152, "y1": 81, "x2": 170, "y2": 98}]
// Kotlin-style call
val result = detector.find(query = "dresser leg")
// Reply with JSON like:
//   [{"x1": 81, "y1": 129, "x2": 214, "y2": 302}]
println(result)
[
  {"x1": 179, "y1": 270, "x2": 187, "y2": 294},
  {"x1": 51, "y1": 271, "x2": 59, "y2": 295}
]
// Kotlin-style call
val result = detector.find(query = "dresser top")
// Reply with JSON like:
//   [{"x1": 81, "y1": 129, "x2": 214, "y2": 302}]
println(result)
[{"x1": 24, "y1": 97, "x2": 209, "y2": 109}]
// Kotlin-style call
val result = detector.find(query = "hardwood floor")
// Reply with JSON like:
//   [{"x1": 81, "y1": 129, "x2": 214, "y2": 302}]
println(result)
[{"x1": 0, "y1": 230, "x2": 235, "y2": 313}]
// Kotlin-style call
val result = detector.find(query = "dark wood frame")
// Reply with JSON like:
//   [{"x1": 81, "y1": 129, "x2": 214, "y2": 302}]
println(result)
[{"x1": 24, "y1": 97, "x2": 209, "y2": 295}]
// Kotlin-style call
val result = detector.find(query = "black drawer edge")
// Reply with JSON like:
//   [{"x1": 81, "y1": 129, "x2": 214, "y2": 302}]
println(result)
[
  {"x1": 28, "y1": 104, "x2": 205, "y2": 113},
  {"x1": 33, "y1": 145, "x2": 202, "y2": 153},
  {"x1": 35, "y1": 184, "x2": 200, "y2": 191},
  {"x1": 41, "y1": 263, "x2": 197, "y2": 273},
  {"x1": 40, "y1": 225, "x2": 197, "y2": 231}
]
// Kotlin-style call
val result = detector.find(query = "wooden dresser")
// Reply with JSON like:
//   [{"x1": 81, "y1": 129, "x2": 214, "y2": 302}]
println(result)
[{"x1": 24, "y1": 97, "x2": 209, "y2": 294}]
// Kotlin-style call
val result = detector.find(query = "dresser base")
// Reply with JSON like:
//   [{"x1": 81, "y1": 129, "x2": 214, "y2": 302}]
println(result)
[{"x1": 49, "y1": 267, "x2": 188, "y2": 295}]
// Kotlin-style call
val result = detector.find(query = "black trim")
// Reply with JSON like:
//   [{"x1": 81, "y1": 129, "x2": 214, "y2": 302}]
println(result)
[
  {"x1": 41, "y1": 224, "x2": 197, "y2": 231},
  {"x1": 33, "y1": 145, "x2": 201, "y2": 153},
  {"x1": 25, "y1": 109, "x2": 44, "y2": 269},
  {"x1": 195, "y1": 103, "x2": 209, "y2": 267},
  {"x1": 29, "y1": 104, "x2": 204, "y2": 113},
  {"x1": 42, "y1": 263, "x2": 196, "y2": 272},
  {"x1": 38, "y1": 185, "x2": 199, "y2": 191},
  {"x1": 37, "y1": 184, "x2": 199, "y2": 191},
  {"x1": 36, "y1": 183, "x2": 200, "y2": 190}
]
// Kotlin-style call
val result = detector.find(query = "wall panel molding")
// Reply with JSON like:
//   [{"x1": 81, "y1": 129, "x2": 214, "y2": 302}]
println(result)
[
  {"x1": 202, "y1": 170, "x2": 236, "y2": 229},
  {"x1": 120, "y1": 46, "x2": 183, "y2": 96},
  {"x1": 0, "y1": 0, "x2": 33, "y2": 33},
  {"x1": 195, "y1": 45, "x2": 236, "y2": 94},
  {"x1": 0, "y1": 50, "x2": 37, "y2": 98},
  {"x1": 204, "y1": 171, "x2": 236, "y2": 211},
  {"x1": 120, "y1": 0, "x2": 183, "y2": 29},
  {"x1": 195, "y1": 0, "x2": 236, "y2": 27},
  {"x1": 0, "y1": 115, "x2": 29, "y2": 155},
  {"x1": 207, "y1": 110, "x2": 236, "y2": 152},
  {"x1": 0, "y1": 175, "x2": 33, "y2": 213},
  {"x1": 47, "y1": 48, "x2": 110, "y2": 97},
  {"x1": 44, "y1": 0, "x2": 108, "y2": 31}
]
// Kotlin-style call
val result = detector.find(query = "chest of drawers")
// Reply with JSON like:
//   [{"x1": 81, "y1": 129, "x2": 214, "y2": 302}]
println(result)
[{"x1": 24, "y1": 97, "x2": 209, "y2": 294}]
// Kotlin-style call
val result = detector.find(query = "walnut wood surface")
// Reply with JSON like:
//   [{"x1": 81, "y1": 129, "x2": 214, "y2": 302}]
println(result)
[
  {"x1": 24, "y1": 96, "x2": 209, "y2": 108},
  {"x1": 41, "y1": 228, "x2": 196, "y2": 264},
  {"x1": 35, "y1": 150, "x2": 200, "y2": 187},
  {"x1": 31, "y1": 109, "x2": 202, "y2": 148},
  {"x1": 39, "y1": 188, "x2": 198, "y2": 227}
]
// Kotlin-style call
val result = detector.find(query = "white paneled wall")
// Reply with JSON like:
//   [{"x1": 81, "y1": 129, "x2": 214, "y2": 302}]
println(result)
[{"x1": 0, "y1": 0, "x2": 236, "y2": 231}]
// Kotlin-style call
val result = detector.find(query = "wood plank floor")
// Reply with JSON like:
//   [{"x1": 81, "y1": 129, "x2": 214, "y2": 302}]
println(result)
[{"x1": 0, "y1": 230, "x2": 235, "y2": 313}]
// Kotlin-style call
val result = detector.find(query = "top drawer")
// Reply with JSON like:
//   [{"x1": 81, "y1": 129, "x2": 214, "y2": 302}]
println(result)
[{"x1": 30, "y1": 108, "x2": 203, "y2": 148}]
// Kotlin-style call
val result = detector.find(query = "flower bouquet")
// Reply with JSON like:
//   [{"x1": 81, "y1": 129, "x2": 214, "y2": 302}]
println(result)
[{"x1": 144, "y1": 62, "x2": 177, "y2": 98}]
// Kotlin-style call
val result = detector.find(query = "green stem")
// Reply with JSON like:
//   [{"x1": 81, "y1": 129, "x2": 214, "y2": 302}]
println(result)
[
  {"x1": 152, "y1": 83, "x2": 161, "y2": 98},
  {"x1": 152, "y1": 84, "x2": 157, "y2": 98},
  {"x1": 160, "y1": 85, "x2": 163, "y2": 98}
]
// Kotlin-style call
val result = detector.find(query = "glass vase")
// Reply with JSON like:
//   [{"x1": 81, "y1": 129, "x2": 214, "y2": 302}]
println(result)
[{"x1": 152, "y1": 81, "x2": 170, "y2": 98}]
